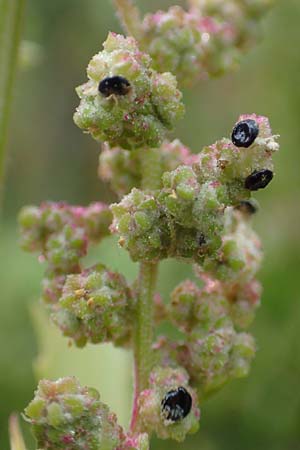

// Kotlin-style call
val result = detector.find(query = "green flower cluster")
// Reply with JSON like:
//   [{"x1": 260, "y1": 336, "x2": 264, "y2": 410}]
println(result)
[
  {"x1": 74, "y1": 32, "x2": 184, "y2": 150},
  {"x1": 159, "y1": 164, "x2": 225, "y2": 259},
  {"x1": 120, "y1": 0, "x2": 272, "y2": 86},
  {"x1": 138, "y1": 367, "x2": 200, "y2": 441},
  {"x1": 111, "y1": 115, "x2": 279, "y2": 264},
  {"x1": 99, "y1": 139, "x2": 196, "y2": 197},
  {"x1": 198, "y1": 205, "x2": 263, "y2": 282},
  {"x1": 168, "y1": 278, "x2": 256, "y2": 397},
  {"x1": 52, "y1": 264, "x2": 132, "y2": 347},
  {"x1": 169, "y1": 279, "x2": 230, "y2": 333},
  {"x1": 18, "y1": 201, "x2": 112, "y2": 304},
  {"x1": 111, "y1": 188, "x2": 170, "y2": 262},
  {"x1": 19, "y1": 202, "x2": 112, "y2": 273},
  {"x1": 182, "y1": 328, "x2": 256, "y2": 398},
  {"x1": 194, "y1": 0, "x2": 273, "y2": 50},
  {"x1": 24, "y1": 377, "x2": 124, "y2": 450},
  {"x1": 195, "y1": 114, "x2": 278, "y2": 187},
  {"x1": 140, "y1": 6, "x2": 206, "y2": 87}
]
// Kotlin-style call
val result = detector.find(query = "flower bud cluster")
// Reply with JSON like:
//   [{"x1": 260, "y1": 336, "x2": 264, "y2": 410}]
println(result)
[
  {"x1": 19, "y1": 201, "x2": 112, "y2": 273},
  {"x1": 140, "y1": 6, "x2": 207, "y2": 87},
  {"x1": 111, "y1": 115, "x2": 278, "y2": 264},
  {"x1": 180, "y1": 327, "x2": 256, "y2": 397},
  {"x1": 99, "y1": 139, "x2": 197, "y2": 197},
  {"x1": 194, "y1": 0, "x2": 272, "y2": 50},
  {"x1": 138, "y1": 367, "x2": 200, "y2": 441},
  {"x1": 19, "y1": 202, "x2": 133, "y2": 348},
  {"x1": 74, "y1": 32, "x2": 184, "y2": 150},
  {"x1": 197, "y1": 272, "x2": 262, "y2": 330},
  {"x1": 52, "y1": 264, "x2": 132, "y2": 347},
  {"x1": 153, "y1": 278, "x2": 256, "y2": 398},
  {"x1": 132, "y1": 1, "x2": 271, "y2": 86},
  {"x1": 24, "y1": 377, "x2": 125, "y2": 450},
  {"x1": 19, "y1": 201, "x2": 112, "y2": 303},
  {"x1": 159, "y1": 164, "x2": 225, "y2": 260}
]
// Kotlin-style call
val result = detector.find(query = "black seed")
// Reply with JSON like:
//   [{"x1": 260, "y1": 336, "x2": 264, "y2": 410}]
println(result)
[
  {"x1": 231, "y1": 119, "x2": 259, "y2": 148},
  {"x1": 98, "y1": 76, "x2": 131, "y2": 97},
  {"x1": 198, "y1": 233, "x2": 206, "y2": 246},
  {"x1": 235, "y1": 200, "x2": 257, "y2": 215},
  {"x1": 245, "y1": 169, "x2": 273, "y2": 191},
  {"x1": 161, "y1": 387, "x2": 192, "y2": 422}
]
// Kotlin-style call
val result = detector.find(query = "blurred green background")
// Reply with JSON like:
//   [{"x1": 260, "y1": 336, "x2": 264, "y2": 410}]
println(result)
[{"x1": 1, "y1": 0, "x2": 300, "y2": 448}]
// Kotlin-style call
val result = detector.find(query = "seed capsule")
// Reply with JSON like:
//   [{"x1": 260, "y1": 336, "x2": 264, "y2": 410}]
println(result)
[
  {"x1": 161, "y1": 387, "x2": 192, "y2": 422},
  {"x1": 245, "y1": 169, "x2": 273, "y2": 191},
  {"x1": 231, "y1": 119, "x2": 259, "y2": 148},
  {"x1": 98, "y1": 76, "x2": 131, "y2": 97},
  {"x1": 235, "y1": 200, "x2": 257, "y2": 215}
]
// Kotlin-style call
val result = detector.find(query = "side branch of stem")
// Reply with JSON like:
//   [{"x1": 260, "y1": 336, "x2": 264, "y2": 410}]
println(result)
[
  {"x1": 113, "y1": 0, "x2": 143, "y2": 41},
  {"x1": 0, "y1": 0, "x2": 26, "y2": 194}
]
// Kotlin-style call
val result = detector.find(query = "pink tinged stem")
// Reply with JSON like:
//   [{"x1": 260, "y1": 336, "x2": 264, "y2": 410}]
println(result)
[{"x1": 130, "y1": 357, "x2": 140, "y2": 431}]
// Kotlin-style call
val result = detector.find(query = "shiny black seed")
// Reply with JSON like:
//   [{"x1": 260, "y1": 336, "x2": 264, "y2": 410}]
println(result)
[
  {"x1": 231, "y1": 119, "x2": 259, "y2": 148},
  {"x1": 235, "y1": 200, "x2": 257, "y2": 215},
  {"x1": 245, "y1": 169, "x2": 273, "y2": 191},
  {"x1": 161, "y1": 387, "x2": 192, "y2": 422},
  {"x1": 98, "y1": 76, "x2": 131, "y2": 97}
]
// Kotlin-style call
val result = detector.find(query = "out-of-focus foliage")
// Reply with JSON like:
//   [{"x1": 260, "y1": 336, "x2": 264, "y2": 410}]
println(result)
[{"x1": 1, "y1": 0, "x2": 300, "y2": 449}]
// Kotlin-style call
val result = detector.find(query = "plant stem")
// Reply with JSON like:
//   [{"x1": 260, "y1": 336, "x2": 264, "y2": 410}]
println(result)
[
  {"x1": 113, "y1": 0, "x2": 143, "y2": 41},
  {"x1": 131, "y1": 148, "x2": 162, "y2": 432},
  {"x1": 0, "y1": 0, "x2": 25, "y2": 197},
  {"x1": 131, "y1": 261, "x2": 158, "y2": 430}
]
